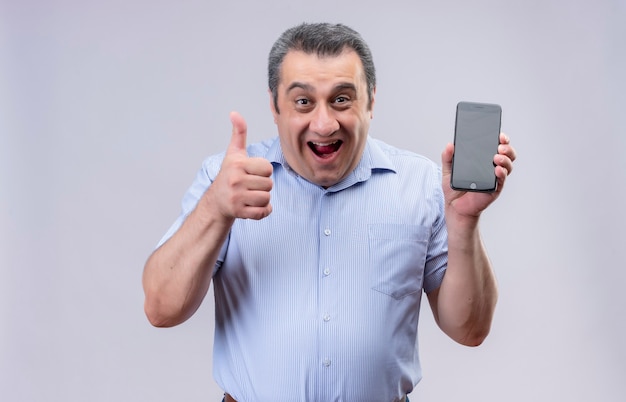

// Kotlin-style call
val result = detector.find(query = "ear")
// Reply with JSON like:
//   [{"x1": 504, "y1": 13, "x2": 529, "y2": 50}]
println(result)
[
  {"x1": 368, "y1": 86, "x2": 376, "y2": 119},
  {"x1": 269, "y1": 89, "x2": 278, "y2": 124}
]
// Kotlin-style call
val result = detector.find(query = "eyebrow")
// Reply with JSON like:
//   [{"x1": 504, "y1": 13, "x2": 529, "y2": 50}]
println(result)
[
  {"x1": 332, "y1": 83, "x2": 358, "y2": 93},
  {"x1": 286, "y1": 82, "x2": 314, "y2": 93},
  {"x1": 286, "y1": 82, "x2": 358, "y2": 94}
]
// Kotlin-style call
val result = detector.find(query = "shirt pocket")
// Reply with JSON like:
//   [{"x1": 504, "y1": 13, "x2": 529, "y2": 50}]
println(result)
[{"x1": 368, "y1": 223, "x2": 430, "y2": 299}]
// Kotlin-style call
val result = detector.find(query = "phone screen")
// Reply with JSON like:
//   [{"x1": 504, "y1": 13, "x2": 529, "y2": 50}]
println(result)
[{"x1": 451, "y1": 102, "x2": 502, "y2": 192}]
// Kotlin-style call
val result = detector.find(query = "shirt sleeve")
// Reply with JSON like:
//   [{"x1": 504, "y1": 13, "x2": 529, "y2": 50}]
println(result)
[
  {"x1": 155, "y1": 151, "x2": 229, "y2": 273},
  {"x1": 422, "y1": 166, "x2": 448, "y2": 294}
]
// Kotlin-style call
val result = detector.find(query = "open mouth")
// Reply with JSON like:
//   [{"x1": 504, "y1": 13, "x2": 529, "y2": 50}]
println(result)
[{"x1": 308, "y1": 140, "x2": 343, "y2": 158}]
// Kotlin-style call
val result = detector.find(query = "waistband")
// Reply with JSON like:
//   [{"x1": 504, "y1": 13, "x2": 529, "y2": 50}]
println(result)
[{"x1": 223, "y1": 393, "x2": 410, "y2": 402}]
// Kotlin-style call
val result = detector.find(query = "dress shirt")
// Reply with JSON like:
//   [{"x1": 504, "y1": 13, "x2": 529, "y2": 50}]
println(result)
[{"x1": 157, "y1": 136, "x2": 448, "y2": 402}]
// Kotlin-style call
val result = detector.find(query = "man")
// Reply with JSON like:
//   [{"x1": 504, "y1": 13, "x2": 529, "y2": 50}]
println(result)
[{"x1": 142, "y1": 22, "x2": 516, "y2": 402}]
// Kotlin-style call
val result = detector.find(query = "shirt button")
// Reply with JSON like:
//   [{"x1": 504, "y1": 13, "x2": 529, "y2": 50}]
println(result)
[
  {"x1": 323, "y1": 358, "x2": 331, "y2": 367},
  {"x1": 323, "y1": 228, "x2": 331, "y2": 236},
  {"x1": 323, "y1": 268, "x2": 330, "y2": 276},
  {"x1": 323, "y1": 313, "x2": 331, "y2": 322}
]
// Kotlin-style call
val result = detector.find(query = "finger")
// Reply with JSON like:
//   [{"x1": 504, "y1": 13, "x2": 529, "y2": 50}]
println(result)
[
  {"x1": 227, "y1": 111, "x2": 248, "y2": 155},
  {"x1": 245, "y1": 157, "x2": 274, "y2": 177},
  {"x1": 498, "y1": 143, "x2": 517, "y2": 163},
  {"x1": 238, "y1": 192, "x2": 273, "y2": 220},
  {"x1": 494, "y1": 153, "x2": 513, "y2": 176},
  {"x1": 494, "y1": 164, "x2": 508, "y2": 193},
  {"x1": 243, "y1": 190, "x2": 272, "y2": 208},
  {"x1": 240, "y1": 204, "x2": 273, "y2": 221},
  {"x1": 441, "y1": 142, "x2": 454, "y2": 175},
  {"x1": 241, "y1": 174, "x2": 273, "y2": 192}
]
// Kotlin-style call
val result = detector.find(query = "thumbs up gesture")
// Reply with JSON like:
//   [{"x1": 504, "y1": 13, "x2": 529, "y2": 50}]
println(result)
[{"x1": 211, "y1": 111, "x2": 273, "y2": 221}]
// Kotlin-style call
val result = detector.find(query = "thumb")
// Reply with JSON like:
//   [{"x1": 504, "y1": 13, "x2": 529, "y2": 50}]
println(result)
[{"x1": 227, "y1": 111, "x2": 248, "y2": 155}]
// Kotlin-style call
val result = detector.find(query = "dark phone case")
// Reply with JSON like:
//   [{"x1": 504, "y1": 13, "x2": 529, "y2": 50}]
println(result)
[{"x1": 451, "y1": 101, "x2": 501, "y2": 193}]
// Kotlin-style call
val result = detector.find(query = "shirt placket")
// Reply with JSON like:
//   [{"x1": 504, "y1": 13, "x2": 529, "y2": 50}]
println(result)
[{"x1": 317, "y1": 190, "x2": 340, "y2": 398}]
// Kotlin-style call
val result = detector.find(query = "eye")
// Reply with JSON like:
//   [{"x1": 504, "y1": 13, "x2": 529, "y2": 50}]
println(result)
[
  {"x1": 332, "y1": 95, "x2": 352, "y2": 109},
  {"x1": 296, "y1": 98, "x2": 309, "y2": 105}
]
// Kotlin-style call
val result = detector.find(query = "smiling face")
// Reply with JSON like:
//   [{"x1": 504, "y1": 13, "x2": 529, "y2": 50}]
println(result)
[{"x1": 270, "y1": 49, "x2": 375, "y2": 188}]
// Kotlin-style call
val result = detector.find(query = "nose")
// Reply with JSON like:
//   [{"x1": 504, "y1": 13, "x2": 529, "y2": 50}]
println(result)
[{"x1": 309, "y1": 104, "x2": 339, "y2": 136}]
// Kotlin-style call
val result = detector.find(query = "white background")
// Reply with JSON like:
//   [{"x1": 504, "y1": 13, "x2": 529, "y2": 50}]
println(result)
[{"x1": 2, "y1": 0, "x2": 625, "y2": 401}]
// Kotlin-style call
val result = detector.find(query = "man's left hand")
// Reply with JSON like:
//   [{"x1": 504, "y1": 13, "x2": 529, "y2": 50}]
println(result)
[{"x1": 441, "y1": 133, "x2": 517, "y2": 224}]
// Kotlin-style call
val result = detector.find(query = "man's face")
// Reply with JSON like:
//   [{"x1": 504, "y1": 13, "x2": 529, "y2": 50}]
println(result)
[{"x1": 270, "y1": 49, "x2": 375, "y2": 188}]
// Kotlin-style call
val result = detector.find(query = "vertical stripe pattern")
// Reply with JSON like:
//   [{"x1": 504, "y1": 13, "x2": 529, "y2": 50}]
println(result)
[{"x1": 158, "y1": 137, "x2": 448, "y2": 402}]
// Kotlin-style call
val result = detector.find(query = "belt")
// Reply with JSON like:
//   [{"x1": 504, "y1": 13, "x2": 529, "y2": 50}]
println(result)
[{"x1": 224, "y1": 394, "x2": 408, "y2": 402}]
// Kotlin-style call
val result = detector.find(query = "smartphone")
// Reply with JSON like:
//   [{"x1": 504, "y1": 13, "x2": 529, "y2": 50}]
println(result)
[{"x1": 451, "y1": 101, "x2": 502, "y2": 192}]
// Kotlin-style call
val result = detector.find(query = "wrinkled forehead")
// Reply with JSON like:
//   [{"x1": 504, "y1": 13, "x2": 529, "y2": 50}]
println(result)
[{"x1": 277, "y1": 49, "x2": 367, "y2": 90}]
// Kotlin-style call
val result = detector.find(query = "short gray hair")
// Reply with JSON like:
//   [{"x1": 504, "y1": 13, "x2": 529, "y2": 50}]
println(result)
[{"x1": 268, "y1": 22, "x2": 376, "y2": 113}]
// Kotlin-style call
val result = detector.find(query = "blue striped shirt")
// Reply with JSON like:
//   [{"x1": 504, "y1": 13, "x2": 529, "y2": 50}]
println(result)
[{"x1": 159, "y1": 136, "x2": 448, "y2": 402}]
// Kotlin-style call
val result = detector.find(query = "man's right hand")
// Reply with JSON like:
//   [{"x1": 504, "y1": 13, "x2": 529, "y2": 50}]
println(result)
[
  {"x1": 209, "y1": 111, "x2": 273, "y2": 221},
  {"x1": 143, "y1": 111, "x2": 272, "y2": 327}
]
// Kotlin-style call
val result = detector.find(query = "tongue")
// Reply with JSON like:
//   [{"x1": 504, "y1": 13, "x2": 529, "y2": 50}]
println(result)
[
  {"x1": 311, "y1": 141, "x2": 341, "y2": 156},
  {"x1": 314, "y1": 144, "x2": 337, "y2": 155}
]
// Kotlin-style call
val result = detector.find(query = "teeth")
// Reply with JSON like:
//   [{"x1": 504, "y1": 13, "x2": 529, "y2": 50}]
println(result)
[{"x1": 310, "y1": 140, "x2": 339, "y2": 146}]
